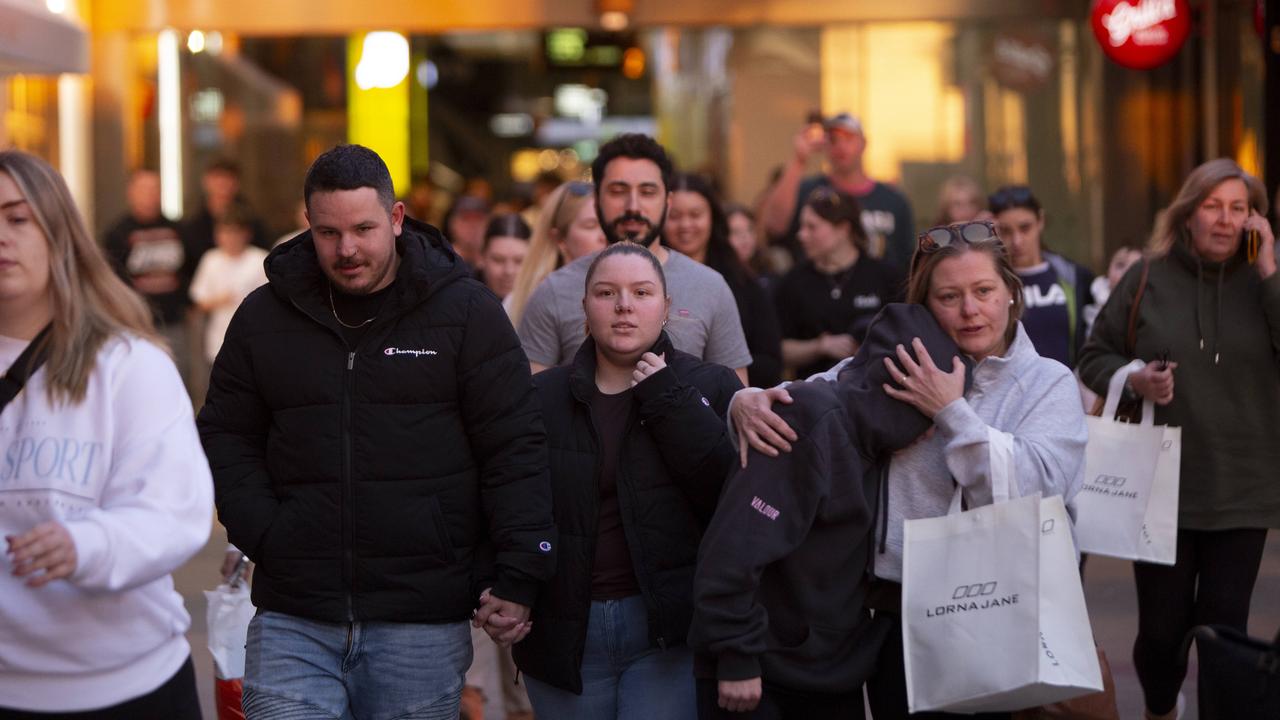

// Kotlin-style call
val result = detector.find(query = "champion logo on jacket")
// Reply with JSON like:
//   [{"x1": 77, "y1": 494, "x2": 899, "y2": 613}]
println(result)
[{"x1": 383, "y1": 347, "x2": 438, "y2": 357}]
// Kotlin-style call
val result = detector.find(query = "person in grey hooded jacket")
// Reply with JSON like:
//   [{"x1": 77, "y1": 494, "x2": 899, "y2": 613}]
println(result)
[
  {"x1": 691, "y1": 304, "x2": 973, "y2": 719},
  {"x1": 727, "y1": 221, "x2": 1087, "y2": 719}
]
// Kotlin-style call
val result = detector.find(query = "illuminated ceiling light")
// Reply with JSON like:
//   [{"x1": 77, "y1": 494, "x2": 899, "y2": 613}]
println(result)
[
  {"x1": 355, "y1": 31, "x2": 410, "y2": 90},
  {"x1": 187, "y1": 30, "x2": 206, "y2": 54},
  {"x1": 206, "y1": 31, "x2": 224, "y2": 55},
  {"x1": 600, "y1": 11, "x2": 629, "y2": 31},
  {"x1": 45, "y1": 0, "x2": 67, "y2": 14}
]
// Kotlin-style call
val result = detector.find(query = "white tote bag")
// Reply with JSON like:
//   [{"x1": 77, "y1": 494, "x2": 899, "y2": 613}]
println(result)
[
  {"x1": 1076, "y1": 360, "x2": 1181, "y2": 564},
  {"x1": 902, "y1": 431, "x2": 1103, "y2": 714}
]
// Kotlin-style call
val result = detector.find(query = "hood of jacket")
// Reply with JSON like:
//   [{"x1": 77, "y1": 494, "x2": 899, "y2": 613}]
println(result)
[
  {"x1": 835, "y1": 303, "x2": 974, "y2": 459},
  {"x1": 264, "y1": 216, "x2": 469, "y2": 323},
  {"x1": 1169, "y1": 233, "x2": 1250, "y2": 365}
]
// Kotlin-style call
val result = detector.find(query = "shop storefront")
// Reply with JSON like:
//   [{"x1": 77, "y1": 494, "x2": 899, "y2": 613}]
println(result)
[{"x1": 7, "y1": 0, "x2": 1267, "y2": 266}]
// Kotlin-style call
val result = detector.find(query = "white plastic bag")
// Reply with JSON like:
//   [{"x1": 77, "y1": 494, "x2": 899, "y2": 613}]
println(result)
[{"x1": 205, "y1": 580, "x2": 255, "y2": 720}]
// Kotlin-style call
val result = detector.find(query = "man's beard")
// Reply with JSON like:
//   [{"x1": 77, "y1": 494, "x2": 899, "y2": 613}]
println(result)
[{"x1": 603, "y1": 208, "x2": 666, "y2": 248}]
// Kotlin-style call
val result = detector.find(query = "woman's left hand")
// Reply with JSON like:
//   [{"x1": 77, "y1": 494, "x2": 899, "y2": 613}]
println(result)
[
  {"x1": 883, "y1": 337, "x2": 966, "y2": 419},
  {"x1": 1245, "y1": 209, "x2": 1276, "y2": 280},
  {"x1": 6, "y1": 522, "x2": 78, "y2": 588},
  {"x1": 632, "y1": 352, "x2": 667, "y2": 387}
]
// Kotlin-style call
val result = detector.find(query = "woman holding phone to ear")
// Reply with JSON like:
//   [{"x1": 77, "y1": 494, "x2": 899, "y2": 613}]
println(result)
[{"x1": 1079, "y1": 158, "x2": 1280, "y2": 720}]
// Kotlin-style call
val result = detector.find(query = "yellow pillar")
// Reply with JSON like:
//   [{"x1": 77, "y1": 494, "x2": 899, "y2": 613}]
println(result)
[{"x1": 347, "y1": 31, "x2": 410, "y2": 195}]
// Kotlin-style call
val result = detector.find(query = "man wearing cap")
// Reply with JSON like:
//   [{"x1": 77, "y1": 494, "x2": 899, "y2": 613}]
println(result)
[{"x1": 760, "y1": 113, "x2": 916, "y2": 270}]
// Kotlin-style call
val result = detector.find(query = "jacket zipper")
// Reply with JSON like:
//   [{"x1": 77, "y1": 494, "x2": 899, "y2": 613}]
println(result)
[
  {"x1": 343, "y1": 351, "x2": 356, "y2": 622},
  {"x1": 612, "y1": 410, "x2": 667, "y2": 650}
]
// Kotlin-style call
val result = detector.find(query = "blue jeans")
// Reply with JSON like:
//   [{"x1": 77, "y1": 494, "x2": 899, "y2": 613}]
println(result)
[
  {"x1": 243, "y1": 611, "x2": 472, "y2": 720},
  {"x1": 523, "y1": 595, "x2": 696, "y2": 720}
]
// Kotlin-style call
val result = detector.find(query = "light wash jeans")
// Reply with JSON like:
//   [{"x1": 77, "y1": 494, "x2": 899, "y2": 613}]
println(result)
[
  {"x1": 242, "y1": 610, "x2": 472, "y2": 720},
  {"x1": 522, "y1": 595, "x2": 696, "y2": 720}
]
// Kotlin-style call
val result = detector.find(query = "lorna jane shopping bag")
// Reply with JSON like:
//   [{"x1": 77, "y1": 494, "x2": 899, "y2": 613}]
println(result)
[
  {"x1": 205, "y1": 568, "x2": 255, "y2": 720},
  {"x1": 1076, "y1": 360, "x2": 1181, "y2": 564},
  {"x1": 902, "y1": 431, "x2": 1103, "y2": 713}
]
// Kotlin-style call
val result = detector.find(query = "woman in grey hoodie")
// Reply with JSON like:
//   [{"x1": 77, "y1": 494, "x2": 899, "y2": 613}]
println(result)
[{"x1": 728, "y1": 221, "x2": 1087, "y2": 719}]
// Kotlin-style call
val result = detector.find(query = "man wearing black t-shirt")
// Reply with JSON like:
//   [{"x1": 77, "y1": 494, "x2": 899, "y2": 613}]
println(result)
[{"x1": 760, "y1": 113, "x2": 916, "y2": 270}]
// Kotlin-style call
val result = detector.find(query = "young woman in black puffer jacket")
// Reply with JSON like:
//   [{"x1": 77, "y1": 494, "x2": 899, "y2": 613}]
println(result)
[{"x1": 512, "y1": 243, "x2": 741, "y2": 720}]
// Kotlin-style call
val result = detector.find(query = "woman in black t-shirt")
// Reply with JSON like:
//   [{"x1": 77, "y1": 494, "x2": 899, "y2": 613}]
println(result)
[
  {"x1": 774, "y1": 187, "x2": 904, "y2": 379},
  {"x1": 513, "y1": 243, "x2": 742, "y2": 720}
]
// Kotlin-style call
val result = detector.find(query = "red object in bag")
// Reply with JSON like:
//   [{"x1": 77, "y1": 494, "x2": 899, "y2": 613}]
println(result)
[{"x1": 215, "y1": 677, "x2": 246, "y2": 720}]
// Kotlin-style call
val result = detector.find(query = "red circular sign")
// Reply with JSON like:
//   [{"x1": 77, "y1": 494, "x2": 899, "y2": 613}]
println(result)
[{"x1": 1090, "y1": 0, "x2": 1191, "y2": 70}]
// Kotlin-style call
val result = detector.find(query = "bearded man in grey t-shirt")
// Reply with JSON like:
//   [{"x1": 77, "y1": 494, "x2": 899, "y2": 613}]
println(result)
[{"x1": 517, "y1": 134, "x2": 751, "y2": 384}]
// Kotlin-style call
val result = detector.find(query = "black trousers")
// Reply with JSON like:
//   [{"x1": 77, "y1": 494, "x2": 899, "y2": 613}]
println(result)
[
  {"x1": 696, "y1": 678, "x2": 866, "y2": 720},
  {"x1": 1132, "y1": 527, "x2": 1269, "y2": 715},
  {"x1": 0, "y1": 656, "x2": 201, "y2": 720}
]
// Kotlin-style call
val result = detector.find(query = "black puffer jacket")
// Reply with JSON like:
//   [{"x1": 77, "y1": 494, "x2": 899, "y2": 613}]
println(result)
[
  {"x1": 513, "y1": 333, "x2": 741, "y2": 693},
  {"x1": 198, "y1": 218, "x2": 555, "y2": 623}
]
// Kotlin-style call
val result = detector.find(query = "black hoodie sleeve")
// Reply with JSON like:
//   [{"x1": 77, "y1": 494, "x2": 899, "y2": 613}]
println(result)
[
  {"x1": 197, "y1": 300, "x2": 279, "y2": 562},
  {"x1": 690, "y1": 410, "x2": 834, "y2": 682},
  {"x1": 457, "y1": 288, "x2": 557, "y2": 607},
  {"x1": 632, "y1": 363, "x2": 742, "y2": 521}
]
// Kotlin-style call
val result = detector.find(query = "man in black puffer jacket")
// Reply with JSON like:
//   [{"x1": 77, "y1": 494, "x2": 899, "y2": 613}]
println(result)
[{"x1": 197, "y1": 145, "x2": 555, "y2": 719}]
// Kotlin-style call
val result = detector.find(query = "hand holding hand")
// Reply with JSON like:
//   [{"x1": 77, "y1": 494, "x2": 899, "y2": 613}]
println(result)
[
  {"x1": 6, "y1": 522, "x2": 77, "y2": 588},
  {"x1": 731, "y1": 386, "x2": 797, "y2": 467},
  {"x1": 631, "y1": 352, "x2": 667, "y2": 387},
  {"x1": 473, "y1": 588, "x2": 533, "y2": 647},
  {"x1": 718, "y1": 677, "x2": 763, "y2": 713},
  {"x1": 1128, "y1": 361, "x2": 1178, "y2": 405},
  {"x1": 883, "y1": 338, "x2": 966, "y2": 418}
]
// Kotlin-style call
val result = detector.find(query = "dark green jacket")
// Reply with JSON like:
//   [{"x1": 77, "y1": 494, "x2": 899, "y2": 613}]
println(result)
[{"x1": 1079, "y1": 239, "x2": 1280, "y2": 530}]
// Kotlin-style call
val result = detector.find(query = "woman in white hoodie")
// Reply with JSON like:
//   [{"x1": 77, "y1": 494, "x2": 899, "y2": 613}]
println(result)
[{"x1": 0, "y1": 151, "x2": 213, "y2": 718}]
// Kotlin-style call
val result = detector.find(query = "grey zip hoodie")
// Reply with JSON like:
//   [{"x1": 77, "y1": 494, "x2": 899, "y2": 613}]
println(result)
[{"x1": 800, "y1": 323, "x2": 1088, "y2": 582}]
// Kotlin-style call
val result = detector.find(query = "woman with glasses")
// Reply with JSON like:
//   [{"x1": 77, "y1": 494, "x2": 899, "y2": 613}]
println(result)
[
  {"x1": 512, "y1": 243, "x2": 741, "y2": 720},
  {"x1": 772, "y1": 187, "x2": 904, "y2": 380},
  {"x1": 0, "y1": 151, "x2": 213, "y2": 717},
  {"x1": 664, "y1": 173, "x2": 783, "y2": 388},
  {"x1": 988, "y1": 186, "x2": 1095, "y2": 369},
  {"x1": 506, "y1": 181, "x2": 605, "y2": 325},
  {"x1": 1078, "y1": 159, "x2": 1279, "y2": 720},
  {"x1": 728, "y1": 220, "x2": 1087, "y2": 719}
]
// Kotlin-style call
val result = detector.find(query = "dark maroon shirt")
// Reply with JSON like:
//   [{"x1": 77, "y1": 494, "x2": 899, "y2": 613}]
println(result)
[{"x1": 589, "y1": 387, "x2": 642, "y2": 600}]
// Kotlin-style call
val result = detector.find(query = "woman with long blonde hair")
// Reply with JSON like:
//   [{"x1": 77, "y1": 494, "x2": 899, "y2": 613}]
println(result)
[
  {"x1": 0, "y1": 150, "x2": 212, "y2": 718},
  {"x1": 506, "y1": 180, "x2": 604, "y2": 325}
]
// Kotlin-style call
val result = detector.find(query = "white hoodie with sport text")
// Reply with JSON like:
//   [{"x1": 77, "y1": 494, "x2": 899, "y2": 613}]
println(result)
[{"x1": 0, "y1": 334, "x2": 213, "y2": 712}]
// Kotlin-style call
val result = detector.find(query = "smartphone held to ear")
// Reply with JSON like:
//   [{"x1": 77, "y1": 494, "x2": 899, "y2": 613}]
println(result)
[{"x1": 1246, "y1": 228, "x2": 1261, "y2": 264}]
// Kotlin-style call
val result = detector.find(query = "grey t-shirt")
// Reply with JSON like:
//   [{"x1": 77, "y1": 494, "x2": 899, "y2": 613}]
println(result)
[{"x1": 517, "y1": 249, "x2": 752, "y2": 369}]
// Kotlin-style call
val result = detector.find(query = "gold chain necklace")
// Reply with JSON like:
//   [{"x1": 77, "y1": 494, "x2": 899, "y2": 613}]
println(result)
[{"x1": 328, "y1": 283, "x2": 377, "y2": 329}]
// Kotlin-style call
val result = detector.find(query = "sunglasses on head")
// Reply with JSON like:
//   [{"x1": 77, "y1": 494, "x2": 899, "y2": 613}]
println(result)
[
  {"x1": 805, "y1": 186, "x2": 848, "y2": 210},
  {"x1": 551, "y1": 181, "x2": 593, "y2": 225},
  {"x1": 987, "y1": 186, "x2": 1037, "y2": 214},
  {"x1": 917, "y1": 220, "x2": 999, "y2": 254}
]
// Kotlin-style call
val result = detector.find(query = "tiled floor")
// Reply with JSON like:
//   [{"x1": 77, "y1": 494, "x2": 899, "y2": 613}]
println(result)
[{"x1": 174, "y1": 527, "x2": 1280, "y2": 719}]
